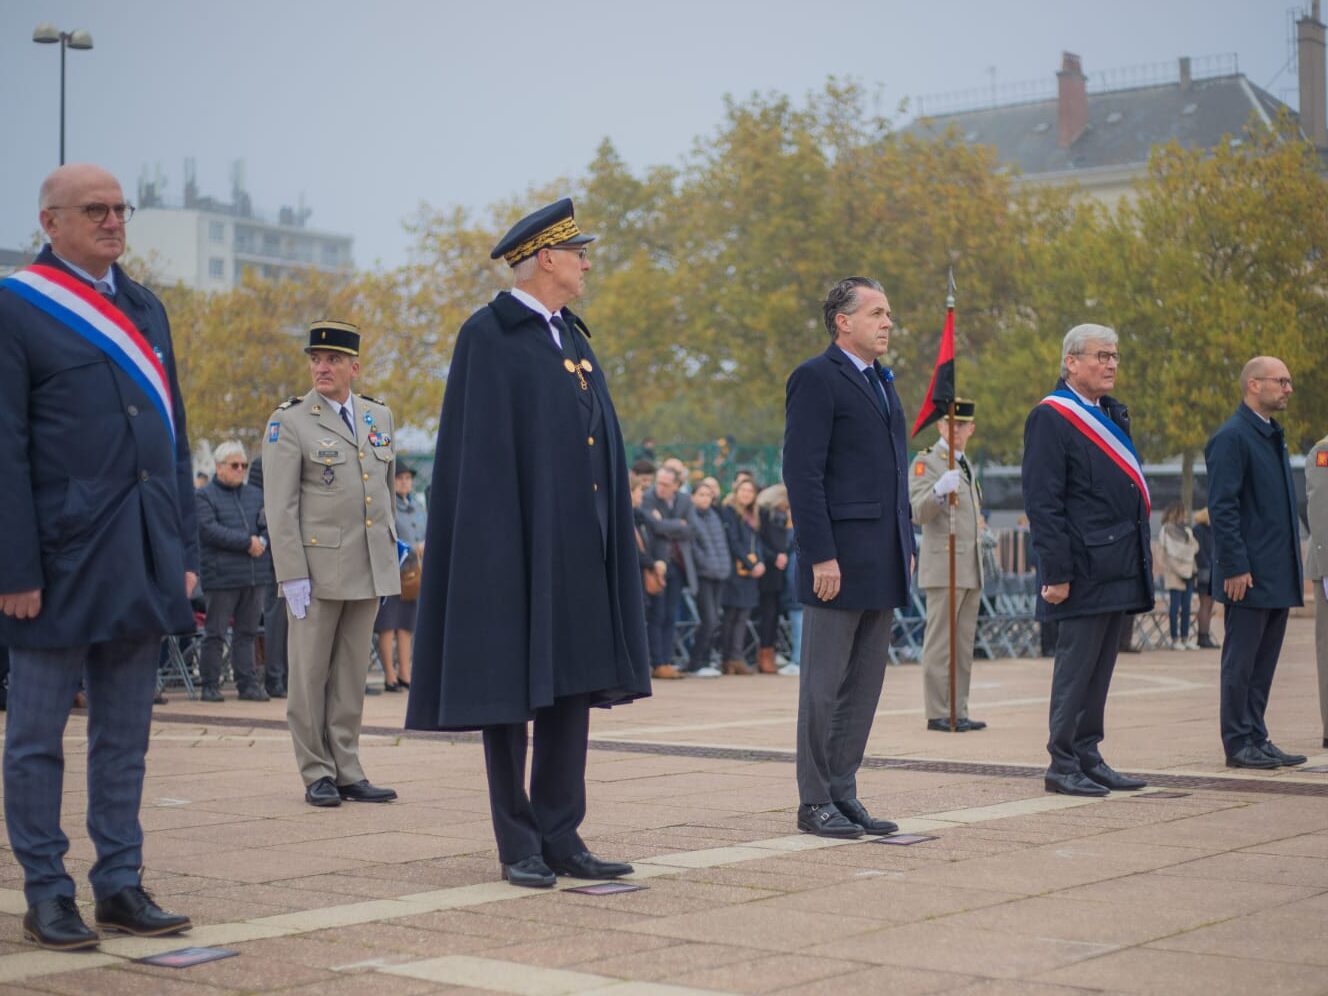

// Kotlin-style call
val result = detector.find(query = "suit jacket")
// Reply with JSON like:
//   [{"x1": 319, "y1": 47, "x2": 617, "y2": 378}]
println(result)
[
  {"x1": 0, "y1": 246, "x2": 198, "y2": 647},
  {"x1": 261, "y1": 388, "x2": 401, "y2": 601},
  {"x1": 783, "y1": 345, "x2": 913, "y2": 611},
  {"x1": 639, "y1": 487, "x2": 697, "y2": 590},
  {"x1": 1307, "y1": 436, "x2": 1328, "y2": 581},
  {"x1": 909, "y1": 442, "x2": 982, "y2": 590},
  {"x1": 1204, "y1": 403, "x2": 1303, "y2": 608},
  {"x1": 1021, "y1": 380, "x2": 1153, "y2": 621}
]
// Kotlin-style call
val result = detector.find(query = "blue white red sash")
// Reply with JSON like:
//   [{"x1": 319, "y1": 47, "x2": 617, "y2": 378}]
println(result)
[
  {"x1": 2, "y1": 264, "x2": 175, "y2": 445},
  {"x1": 1039, "y1": 390, "x2": 1151, "y2": 514}
]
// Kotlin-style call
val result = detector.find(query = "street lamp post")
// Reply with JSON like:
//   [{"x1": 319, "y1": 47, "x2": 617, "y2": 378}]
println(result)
[{"x1": 32, "y1": 23, "x2": 93, "y2": 166}]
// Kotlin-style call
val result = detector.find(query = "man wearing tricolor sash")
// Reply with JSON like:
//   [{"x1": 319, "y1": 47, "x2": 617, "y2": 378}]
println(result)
[
  {"x1": 1021, "y1": 324, "x2": 1152, "y2": 798},
  {"x1": 0, "y1": 165, "x2": 195, "y2": 948}
]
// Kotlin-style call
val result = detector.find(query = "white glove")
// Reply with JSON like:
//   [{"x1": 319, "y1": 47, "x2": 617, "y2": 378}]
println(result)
[
  {"x1": 933, "y1": 468, "x2": 963, "y2": 499},
  {"x1": 282, "y1": 578, "x2": 311, "y2": 620}
]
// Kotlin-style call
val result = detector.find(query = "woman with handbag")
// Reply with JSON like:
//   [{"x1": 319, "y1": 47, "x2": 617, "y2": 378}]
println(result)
[
  {"x1": 1159, "y1": 502, "x2": 1201, "y2": 650},
  {"x1": 374, "y1": 464, "x2": 428, "y2": 690},
  {"x1": 718, "y1": 478, "x2": 768, "y2": 675}
]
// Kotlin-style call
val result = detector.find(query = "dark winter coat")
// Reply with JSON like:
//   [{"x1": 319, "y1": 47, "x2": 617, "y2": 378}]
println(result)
[
  {"x1": 405, "y1": 292, "x2": 651, "y2": 730},
  {"x1": 690, "y1": 505, "x2": 732, "y2": 582},
  {"x1": 720, "y1": 505, "x2": 767, "y2": 610},
  {"x1": 195, "y1": 478, "x2": 273, "y2": 590}
]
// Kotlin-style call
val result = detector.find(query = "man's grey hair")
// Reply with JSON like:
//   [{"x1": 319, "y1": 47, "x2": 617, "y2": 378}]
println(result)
[
  {"x1": 213, "y1": 440, "x2": 247, "y2": 465},
  {"x1": 511, "y1": 254, "x2": 539, "y2": 282},
  {"x1": 823, "y1": 276, "x2": 884, "y2": 338},
  {"x1": 1060, "y1": 323, "x2": 1118, "y2": 379},
  {"x1": 655, "y1": 465, "x2": 679, "y2": 485}
]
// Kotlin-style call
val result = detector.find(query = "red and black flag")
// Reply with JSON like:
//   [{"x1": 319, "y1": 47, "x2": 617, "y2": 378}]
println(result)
[{"x1": 910, "y1": 272, "x2": 957, "y2": 438}]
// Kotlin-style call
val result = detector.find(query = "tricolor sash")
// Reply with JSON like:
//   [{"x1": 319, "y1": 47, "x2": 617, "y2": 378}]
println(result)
[
  {"x1": 1039, "y1": 390, "x2": 1151, "y2": 514},
  {"x1": 2, "y1": 264, "x2": 176, "y2": 445}
]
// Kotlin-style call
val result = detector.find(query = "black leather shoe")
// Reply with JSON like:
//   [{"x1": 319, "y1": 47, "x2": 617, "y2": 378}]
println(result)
[
  {"x1": 501, "y1": 855, "x2": 556, "y2": 888},
  {"x1": 398, "y1": 679, "x2": 410, "y2": 689},
  {"x1": 797, "y1": 803, "x2": 863, "y2": 838},
  {"x1": 337, "y1": 779, "x2": 397, "y2": 803},
  {"x1": 960, "y1": 718, "x2": 987, "y2": 731},
  {"x1": 1259, "y1": 741, "x2": 1307, "y2": 766},
  {"x1": 1083, "y1": 763, "x2": 1146, "y2": 791},
  {"x1": 927, "y1": 718, "x2": 966, "y2": 732},
  {"x1": 305, "y1": 776, "x2": 341, "y2": 807},
  {"x1": 237, "y1": 687, "x2": 270, "y2": 702},
  {"x1": 546, "y1": 850, "x2": 633, "y2": 879},
  {"x1": 23, "y1": 896, "x2": 98, "y2": 950},
  {"x1": 383, "y1": 681, "x2": 401, "y2": 692},
  {"x1": 1226, "y1": 745, "x2": 1281, "y2": 769},
  {"x1": 1044, "y1": 771, "x2": 1109, "y2": 797},
  {"x1": 200, "y1": 686, "x2": 223, "y2": 703},
  {"x1": 834, "y1": 798, "x2": 898, "y2": 835},
  {"x1": 1197, "y1": 634, "x2": 1220, "y2": 649},
  {"x1": 94, "y1": 886, "x2": 191, "y2": 937},
  {"x1": 266, "y1": 685, "x2": 287, "y2": 699}
]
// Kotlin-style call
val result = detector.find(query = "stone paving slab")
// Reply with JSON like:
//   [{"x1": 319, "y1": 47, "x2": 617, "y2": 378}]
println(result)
[{"x1": 0, "y1": 617, "x2": 1324, "y2": 991}]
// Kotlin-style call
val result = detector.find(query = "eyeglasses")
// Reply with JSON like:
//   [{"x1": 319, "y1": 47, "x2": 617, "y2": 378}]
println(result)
[
  {"x1": 1072, "y1": 350, "x2": 1120, "y2": 365},
  {"x1": 547, "y1": 246, "x2": 589, "y2": 261},
  {"x1": 47, "y1": 202, "x2": 136, "y2": 223},
  {"x1": 226, "y1": 461, "x2": 249, "y2": 469},
  {"x1": 1252, "y1": 376, "x2": 1293, "y2": 389}
]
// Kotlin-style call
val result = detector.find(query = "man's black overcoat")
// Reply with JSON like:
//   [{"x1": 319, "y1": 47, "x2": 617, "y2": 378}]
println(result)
[
  {"x1": 1021, "y1": 380, "x2": 1153, "y2": 621},
  {"x1": 405, "y1": 292, "x2": 651, "y2": 731}
]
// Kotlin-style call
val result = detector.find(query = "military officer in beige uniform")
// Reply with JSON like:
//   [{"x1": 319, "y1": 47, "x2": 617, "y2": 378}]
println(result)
[
  {"x1": 908, "y1": 400, "x2": 988, "y2": 732},
  {"x1": 262, "y1": 320, "x2": 401, "y2": 807},
  {"x1": 1306, "y1": 434, "x2": 1328, "y2": 750}
]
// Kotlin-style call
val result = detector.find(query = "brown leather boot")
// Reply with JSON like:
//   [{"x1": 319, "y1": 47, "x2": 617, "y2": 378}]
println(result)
[
  {"x1": 722, "y1": 658, "x2": 754, "y2": 675},
  {"x1": 757, "y1": 647, "x2": 778, "y2": 673}
]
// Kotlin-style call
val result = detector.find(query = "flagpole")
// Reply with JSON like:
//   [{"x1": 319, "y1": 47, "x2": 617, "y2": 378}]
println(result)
[{"x1": 945, "y1": 269, "x2": 958, "y2": 733}]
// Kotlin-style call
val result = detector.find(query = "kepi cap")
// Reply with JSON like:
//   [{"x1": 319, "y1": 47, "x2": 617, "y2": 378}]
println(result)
[
  {"x1": 491, "y1": 198, "x2": 594, "y2": 267},
  {"x1": 951, "y1": 398, "x2": 976, "y2": 422},
  {"x1": 305, "y1": 320, "x2": 360, "y2": 356}
]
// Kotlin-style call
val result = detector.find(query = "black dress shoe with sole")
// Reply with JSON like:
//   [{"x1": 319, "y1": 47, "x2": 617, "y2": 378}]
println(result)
[
  {"x1": 961, "y1": 718, "x2": 987, "y2": 731},
  {"x1": 1259, "y1": 741, "x2": 1307, "y2": 766},
  {"x1": 834, "y1": 798, "x2": 898, "y2": 835},
  {"x1": 23, "y1": 896, "x2": 99, "y2": 950},
  {"x1": 337, "y1": 779, "x2": 397, "y2": 803},
  {"x1": 926, "y1": 718, "x2": 966, "y2": 732},
  {"x1": 501, "y1": 855, "x2": 556, "y2": 888},
  {"x1": 305, "y1": 776, "x2": 342, "y2": 807},
  {"x1": 1044, "y1": 771, "x2": 1110, "y2": 797},
  {"x1": 94, "y1": 886, "x2": 191, "y2": 937},
  {"x1": 797, "y1": 803, "x2": 863, "y2": 838},
  {"x1": 1083, "y1": 763, "x2": 1147, "y2": 791},
  {"x1": 1226, "y1": 745, "x2": 1281, "y2": 769},
  {"x1": 547, "y1": 851, "x2": 634, "y2": 879}
]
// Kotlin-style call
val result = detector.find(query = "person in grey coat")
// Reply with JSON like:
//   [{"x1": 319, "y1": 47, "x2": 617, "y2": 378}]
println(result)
[
  {"x1": 685, "y1": 480, "x2": 731, "y2": 676},
  {"x1": 640, "y1": 465, "x2": 696, "y2": 678},
  {"x1": 195, "y1": 440, "x2": 274, "y2": 701},
  {"x1": 1205, "y1": 356, "x2": 1306, "y2": 769}
]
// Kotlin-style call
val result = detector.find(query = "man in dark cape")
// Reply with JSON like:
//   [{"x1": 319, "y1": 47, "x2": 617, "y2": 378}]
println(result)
[{"x1": 406, "y1": 199, "x2": 650, "y2": 888}]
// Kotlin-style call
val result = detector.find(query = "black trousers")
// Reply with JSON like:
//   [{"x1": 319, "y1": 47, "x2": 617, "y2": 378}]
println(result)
[
  {"x1": 1047, "y1": 612, "x2": 1123, "y2": 775},
  {"x1": 756, "y1": 588, "x2": 783, "y2": 648},
  {"x1": 200, "y1": 585, "x2": 263, "y2": 690},
  {"x1": 481, "y1": 694, "x2": 590, "y2": 865},
  {"x1": 1220, "y1": 605, "x2": 1289, "y2": 757},
  {"x1": 687, "y1": 578, "x2": 723, "y2": 670}
]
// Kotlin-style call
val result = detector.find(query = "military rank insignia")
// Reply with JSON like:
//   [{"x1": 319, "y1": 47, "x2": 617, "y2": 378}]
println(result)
[
  {"x1": 1317, "y1": 450, "x2": 1328, "y2": 467},
  {"x1": 322, "y1": 466, "x2": 335, "y2": 486},
  {"x1": 268, "y1": 421, "x2": 281, "y2": 442}
]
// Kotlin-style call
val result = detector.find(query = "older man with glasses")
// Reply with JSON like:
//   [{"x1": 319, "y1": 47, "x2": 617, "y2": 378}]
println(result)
[
  {"x1": 1022, "y1": 324, "x2": 1153, "y2": 797},
  {"x1": 195, "y1": 441, "x2": 274, "y2": 702},
  {"x1": 1205, "y1": 357, "x2": 1307, "y2": 770}
]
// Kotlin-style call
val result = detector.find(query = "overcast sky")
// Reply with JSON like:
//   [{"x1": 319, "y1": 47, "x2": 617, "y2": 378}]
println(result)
[{"x1": 0, "y1": 0, "x2": 1304, "y2": 269}]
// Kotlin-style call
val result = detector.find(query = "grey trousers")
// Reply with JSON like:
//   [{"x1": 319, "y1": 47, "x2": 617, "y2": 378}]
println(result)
[
  {"x1": 796, "y1": 604, "x2": 893, "y2": 804},
  {"x1": 921, "y1": 585, "x2": 981, "y2": 722},
  {"x1": 286, "y1": 596, "x2": 377, "y2": 786}
]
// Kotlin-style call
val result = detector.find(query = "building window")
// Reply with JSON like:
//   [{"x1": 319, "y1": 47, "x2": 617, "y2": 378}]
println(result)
[
  {"x1": 208, "y1": 221, "x2": 225, "y2": 243},
  {"x1": 208, "y1": 258, "x2": 224, "y2": 280}
]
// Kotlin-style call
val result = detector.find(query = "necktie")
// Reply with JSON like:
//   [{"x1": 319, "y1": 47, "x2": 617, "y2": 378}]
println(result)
[
  {"x1": 95, "y1": 280, "x2": 113, "y2": 298},
  {"x1": 550, "y1": 314, "x2": 568, "y2": 352},
  {"x1": 340, "y1": 406, "x2": 355, "y2": 440},
  {"x1": 958, "y1": 452, "x2": 972, "y2": 483},
  {"x1": 864, "y1": 366, "x2": 888, "y2": 415}
]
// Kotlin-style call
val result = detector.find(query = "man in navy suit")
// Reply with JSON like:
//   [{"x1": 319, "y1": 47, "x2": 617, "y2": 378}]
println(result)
[
  {"x1": 783, "y1": 277, "x2": 913, "y2": 839},
  {"x1": 0, "y1": 164, "x2": 194, "y2": 949},
  {"x1": 1206, "y1": 356, "x2": 1306, "y2": 770}
]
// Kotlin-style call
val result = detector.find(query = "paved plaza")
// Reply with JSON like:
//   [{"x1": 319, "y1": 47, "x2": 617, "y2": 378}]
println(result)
[{"x1": 0, "y1": 615, "x2": 1326, "y2": 994}]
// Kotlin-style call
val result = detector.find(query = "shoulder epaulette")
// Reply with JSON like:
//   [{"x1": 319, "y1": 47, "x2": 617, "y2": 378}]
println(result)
[
  {"x1": 275, "y1": 396, "x2": 302, "y2": 411},
  {"x1": 917, "y1": 446, "x2": 935, "y2": 456},
  {"x1": 357, "y1": 393, "x2": 385, "y2": 405}
]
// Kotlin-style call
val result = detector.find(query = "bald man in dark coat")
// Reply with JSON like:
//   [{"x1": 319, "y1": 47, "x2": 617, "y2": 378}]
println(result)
[{"x1": 407, "y1": 199, "x2": 650, "y2": 888}]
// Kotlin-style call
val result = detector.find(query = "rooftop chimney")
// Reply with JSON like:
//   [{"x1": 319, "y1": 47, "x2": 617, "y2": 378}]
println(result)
[
  {"x1": 1057, "y1": 51, "x2": 1088, "y2": 148},
  {"x1": 1298, "y1": 0, "x2": 1327, "y2": 147},
  {"x1": 1179, "y1": 56, "x2": 1192, "y2": 91}
]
